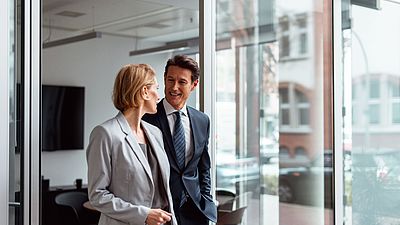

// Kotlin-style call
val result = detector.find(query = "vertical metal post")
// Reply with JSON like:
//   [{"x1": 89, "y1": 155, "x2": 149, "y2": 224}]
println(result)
[
  {"x1": 22, "y1": 0, "x2": 41, "y2": 224},
  {"x1": 1, "y1": 0, "x2": 11, "y2": 224},
  {"x1": 199, "y1": 0, "x2": 217, "y2": 209},
  {"x1": 333, "y1": 0, "x2": 344, "y2": 224}
]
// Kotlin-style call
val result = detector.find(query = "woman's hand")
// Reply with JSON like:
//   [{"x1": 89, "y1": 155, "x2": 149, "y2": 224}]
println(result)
[{"x1": 145, "y1": 208, "x2": 172, "y2": 225}]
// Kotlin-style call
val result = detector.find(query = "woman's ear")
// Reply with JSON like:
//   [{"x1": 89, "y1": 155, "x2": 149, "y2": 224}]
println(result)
[{"x1": 141, "y1": 86, "x2": 150, "y2": 100}]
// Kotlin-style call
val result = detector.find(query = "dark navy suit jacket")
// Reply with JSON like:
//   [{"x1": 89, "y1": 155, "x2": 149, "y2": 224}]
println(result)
[{"x1": 142, "y1": 100, "x2": 217, "y2": 224}]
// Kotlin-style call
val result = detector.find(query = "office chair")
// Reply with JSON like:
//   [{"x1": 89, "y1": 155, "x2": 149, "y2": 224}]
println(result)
[
  {"x1": 55, "y1": 191, "x2": 96, "y2": 225},
  {"x1": 216, "y1": 189, "x2": 236, "y2": 210},
  {"x1": 217, "y1": 206, "x2": 247, "y2": 225}
]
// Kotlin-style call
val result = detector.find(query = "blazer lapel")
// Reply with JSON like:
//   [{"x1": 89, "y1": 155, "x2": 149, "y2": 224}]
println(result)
[
  {"x1": 116, "y1": 112, "x2": 153, "y2": 183},
  {"x1": 141, "y1": 122, "x2": 170, "y2": 189}
]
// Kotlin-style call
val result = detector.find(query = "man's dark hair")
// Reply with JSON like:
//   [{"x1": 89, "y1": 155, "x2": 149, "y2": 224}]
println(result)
[{"x1": 164, "y1": 55, "x2": 200, "y2": 82}]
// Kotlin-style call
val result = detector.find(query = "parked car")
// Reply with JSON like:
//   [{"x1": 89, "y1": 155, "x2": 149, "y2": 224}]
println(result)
[
  {"x1": 216, "y1": 151, "x2": 260, "y2": 194},
  {"x1": 278, "y1": 151, "x2": 333, "y2": 207}
]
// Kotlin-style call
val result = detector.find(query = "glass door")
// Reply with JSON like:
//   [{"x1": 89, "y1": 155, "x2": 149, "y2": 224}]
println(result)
[
  {"x1": 4, "y1": 0, "x2": 24, "y2": 224},
  {"x1": 343, "y1": 1, "x2": 400, "y2": 225},
  {"x1": 2, "y1": 0, "x2": 41, "y2": 224}
]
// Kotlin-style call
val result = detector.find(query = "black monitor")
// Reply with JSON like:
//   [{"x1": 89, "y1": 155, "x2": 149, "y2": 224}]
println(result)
[{"x1": 42, "y1": 85, "x2": 85, "y2": 151}]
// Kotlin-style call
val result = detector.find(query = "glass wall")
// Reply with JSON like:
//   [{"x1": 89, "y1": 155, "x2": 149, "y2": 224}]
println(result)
[
  {"x1": 9, "y1": 0, "x2": 23, "y2": 224},
  {"x1": 344, "y1": 1, "x2": 400, "y2": 225},
  {"x1": 214, "y1": 0, "x2": 333, "y2": 225}
]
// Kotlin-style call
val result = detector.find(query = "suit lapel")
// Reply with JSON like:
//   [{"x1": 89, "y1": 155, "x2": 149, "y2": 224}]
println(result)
[
  {"x1": 186, "y1": 107, "x2": 199, "y2": 167},
  {"x1": 157, "y1": 102, "x2": 181, "y2": 172},
  {"x1": 157, "y1": 103, "x2": 174, "y2": 152},
  {"x1": 116, "y1": 112, "x2": 153, "y2": 183}
]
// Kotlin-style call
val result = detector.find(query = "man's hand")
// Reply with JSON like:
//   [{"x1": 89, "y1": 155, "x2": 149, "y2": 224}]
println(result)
[{"x1": 145, "y1": 208, "x2": 172, "y2": 225}]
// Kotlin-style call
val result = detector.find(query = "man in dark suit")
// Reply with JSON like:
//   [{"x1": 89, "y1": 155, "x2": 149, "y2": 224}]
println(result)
[{"x1": 143, "y1": 55, "x2": 217, "y2": 225}]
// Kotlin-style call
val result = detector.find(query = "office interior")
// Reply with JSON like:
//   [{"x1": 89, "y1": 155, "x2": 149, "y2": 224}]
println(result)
[{"x1": 2, "y1": 0, "x2": 400, "y2": 225}]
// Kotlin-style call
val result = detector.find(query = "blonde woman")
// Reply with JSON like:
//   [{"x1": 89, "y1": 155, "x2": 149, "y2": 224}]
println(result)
[{"x1": 87, "y1": 64, "x2": 176, "y2": 225}]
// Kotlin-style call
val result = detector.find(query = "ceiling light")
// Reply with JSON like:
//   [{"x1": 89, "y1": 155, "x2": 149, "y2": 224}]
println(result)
[
  {"x1": 129, "y1": 38, "x2": 199, "y2": 56},
  {"x1": 42, "y1": 31, "x2": 102, "y2": 49}
]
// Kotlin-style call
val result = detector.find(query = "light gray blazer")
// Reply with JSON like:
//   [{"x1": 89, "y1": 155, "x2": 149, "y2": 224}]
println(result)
[{"x1": 86, "y1": 112, "x2": 177, "y2": 225}]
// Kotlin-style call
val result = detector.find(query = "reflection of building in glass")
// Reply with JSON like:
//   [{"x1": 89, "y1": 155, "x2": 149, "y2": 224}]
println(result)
[
  {"x1": 277, "y1": 9, "x2": 325, "y2": 161},
  {"x1": 278, "y1": 83, "x2": 313, "y2": 159},
  {"x1": 279, "y1": 13, "x2": 309, "y2": 59},
  {"x1": 352, "y1": 74, "x2": 400, "y2": 150}
]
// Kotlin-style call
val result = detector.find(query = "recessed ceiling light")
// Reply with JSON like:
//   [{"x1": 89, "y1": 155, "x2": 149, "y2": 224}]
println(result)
[{"x1": 56, "y1": 11, "x2": 86, "y2": 18}]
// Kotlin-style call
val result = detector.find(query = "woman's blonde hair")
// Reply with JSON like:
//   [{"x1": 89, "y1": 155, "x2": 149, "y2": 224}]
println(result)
[{"x1": 112, "y1": 64, "x2": 156, "y2": 112}]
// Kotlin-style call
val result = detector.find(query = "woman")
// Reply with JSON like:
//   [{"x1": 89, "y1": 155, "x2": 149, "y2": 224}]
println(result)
[{"x1": 86, "y1": 64, "x2": 176, "y2": 225}]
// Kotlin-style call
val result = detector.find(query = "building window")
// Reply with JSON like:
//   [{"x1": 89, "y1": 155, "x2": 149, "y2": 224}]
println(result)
[
  {"x1": 369, "y1": 78, "x2": 380, "y2": 99},
  {"x1": 296, "y1": 13, "x2": 308, "y2": 55},
  {"x1": 299, "y1": 33, "x2": 308, "y2": 55},
  {"x1": 296, "y1": 90, "x2": 310, "y2": 125},
  {"x1": 279, "y1": 16, "x2": 290, "y2": 58},
  {"x1": 280, "y1": 88, "x2": 290, "y2": 125},
  {"x1": 353, "y1": 75, "x2": 400, "y2": 126},
  {"x1": 390, "y1": 81, "x2": 400, "y2": 124},
  {"x1": 278, "y1": 13, "x2": 309, "y2": 59},
  {"x1": 279, "y1": 84, "x2": 310, "y2": 130}
]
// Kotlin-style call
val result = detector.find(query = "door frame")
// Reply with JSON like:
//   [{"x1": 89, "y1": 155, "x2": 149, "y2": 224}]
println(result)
[{"x1": 1, "y1": 0, "x2": 11, "y2": 223}]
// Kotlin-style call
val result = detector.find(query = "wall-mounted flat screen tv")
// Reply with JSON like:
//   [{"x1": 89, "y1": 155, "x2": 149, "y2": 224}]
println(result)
[{"x1": 42, "y1": 85, "x2": 85, "y2": 151}]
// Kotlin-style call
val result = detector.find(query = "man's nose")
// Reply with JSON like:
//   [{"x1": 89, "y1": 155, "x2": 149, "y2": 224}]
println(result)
[{"x1": 172, "y1": 82, "x2": 179, "y2": 89}]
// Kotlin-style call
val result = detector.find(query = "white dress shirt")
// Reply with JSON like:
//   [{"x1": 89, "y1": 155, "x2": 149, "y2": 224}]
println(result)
[{"x1": 163, "y1": 99, "x2": 193, "y2": 166}]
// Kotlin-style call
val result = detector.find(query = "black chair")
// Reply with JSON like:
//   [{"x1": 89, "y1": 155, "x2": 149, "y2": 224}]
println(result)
[
  {"x1": 216, "y1": 189, "x2": 236, "y2": 210},
  {"x1": 217, "y1": 206, "x2": 247, "y2": 225},
  {"x1": 54, "y1": 191, "x2": 98, "y2": 225}
]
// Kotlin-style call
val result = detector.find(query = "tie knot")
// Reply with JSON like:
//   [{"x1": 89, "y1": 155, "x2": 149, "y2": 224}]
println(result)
[{"x1": 174, "y1": 111, "x2": 182, "y2": 119}]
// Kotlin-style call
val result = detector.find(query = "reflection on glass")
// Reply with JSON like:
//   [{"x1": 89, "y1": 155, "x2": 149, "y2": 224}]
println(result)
[
  {"x1": 348, "y1": 1, "x2": 400, "y2": 225},
  {"x1": 215, "y1": 0, "x2": 267, "y2": 224},
  {"x1": 9, "y1": 0, "x2": 22, "y2": 224},
  {"x1": 215, "y1": 0, "x2": 330, "y2": 225},
  {"x1": 276, "y1": 0, "x2": 328, "y2": 225}
]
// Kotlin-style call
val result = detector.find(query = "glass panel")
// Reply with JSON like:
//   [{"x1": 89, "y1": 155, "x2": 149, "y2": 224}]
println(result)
[
  {"x1": 260, "y1": 43, "x2": 279, "y2": 225},
  {"x1": 280, "y1": 88, "x2": 289, "y2": 103},
  {"x1": 41, "y1": 0, "x2": 199, "y2": 224},
  {"x1": 215, "y1": 1, "x2": 268, "y2": 224},
  {"x1": 280, "y1": 36, "x2": 290, "y2": 58},
  {"x1": 215, "y1": 1, "x2": 330, "y2": 225},
  {"x1": 368, "y1": 104, "x2": 380, "y2": 124},
  {"x1": 277, "y1": 1, "x2": 328, "y2": 225},
  {"x1": 390, "y1": 81, "x2": 400, "y2": 97},
  {"x1": 347, "y1": 1, "x2": 400, "y2": 225},
  {"x1": 299, "y1": 108, "x2": 310, "y2": 125},
  {"x1": 9, "y1": 0, "x2": 22, "y2": 224},
  {"x1": 296, "y1": 90, "x2": 310, "y2": 125},
  {"x1": 295, "y1": 90, "x2": 307, "y2": 103},
  {"x1": 369, "y1": 79, "x2": 380, "y2": 99},
  {"x1": 299, "y1": 33, "x2": 308, "y2": 55},
  {"x1": 281, "y1": 109, "x2": 290, "y2": 125}
]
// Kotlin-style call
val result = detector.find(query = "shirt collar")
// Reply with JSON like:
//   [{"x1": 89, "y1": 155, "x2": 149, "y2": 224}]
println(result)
[{"x1": 163, "y1": 98, "x2": 187, "y2": 117}]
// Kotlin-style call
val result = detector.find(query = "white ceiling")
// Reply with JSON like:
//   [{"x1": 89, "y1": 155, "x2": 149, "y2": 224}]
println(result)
[{"x1": 42, "y1": 0, "x2": 199, "y2": 43}]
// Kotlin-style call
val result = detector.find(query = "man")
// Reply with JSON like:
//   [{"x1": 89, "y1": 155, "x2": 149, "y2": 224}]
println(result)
[{"x1": 143, "y1": 55, "x2": 217, "y2": 225}]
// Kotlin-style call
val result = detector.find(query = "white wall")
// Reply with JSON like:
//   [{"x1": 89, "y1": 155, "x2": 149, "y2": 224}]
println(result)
[{"x1": 42, "y1": 34, "x2": 172, "y2": 186}]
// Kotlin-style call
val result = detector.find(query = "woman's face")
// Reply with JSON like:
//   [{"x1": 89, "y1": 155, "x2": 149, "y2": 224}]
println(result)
[{"x1": 143, "y1": 79, "x2": 160, "y2": 114}]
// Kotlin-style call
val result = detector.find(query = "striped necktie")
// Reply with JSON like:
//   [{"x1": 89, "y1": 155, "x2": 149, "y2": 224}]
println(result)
[{"x1": 173, "y1": 111, "x2": 186, "y2": 170}]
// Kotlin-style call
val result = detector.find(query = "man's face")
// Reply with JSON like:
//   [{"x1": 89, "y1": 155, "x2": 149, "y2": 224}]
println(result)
[{"x1": 164, "y1": 65, "x2": 198, "y2": 110}]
